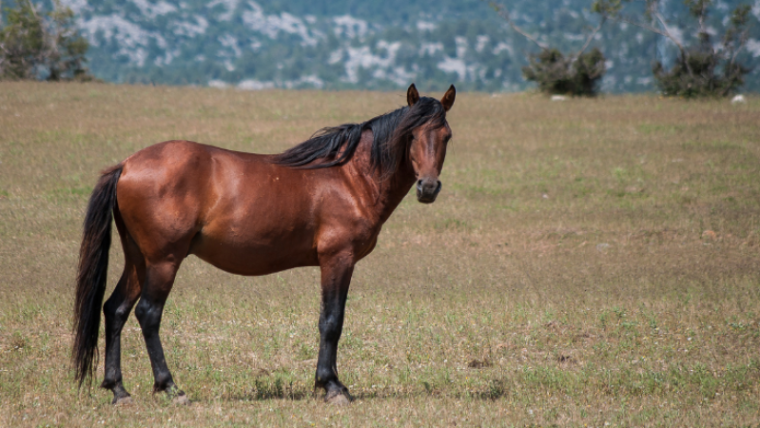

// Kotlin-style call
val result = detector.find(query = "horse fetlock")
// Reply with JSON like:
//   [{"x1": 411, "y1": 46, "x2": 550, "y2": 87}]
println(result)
[
  {"x1": 100, "y1": 378, "x2": 116, "y2": 390},
  {"x1": 101, "y1": 377, "x2": 126, "y2": 392},
  {"x1": 317, "y1": 377, "x2": 349, "y2": 394},
  {"x1": 314, "y1": 368, "x2": 339, "y2": 388},
  {"x1": 151, "y1": 377, "x2": 179, "y2": 394}
]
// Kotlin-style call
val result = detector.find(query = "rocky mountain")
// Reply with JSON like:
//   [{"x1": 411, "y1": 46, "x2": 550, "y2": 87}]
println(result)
[{"x1": 53, "y1": 0, "x2": 760, "y2": 92}]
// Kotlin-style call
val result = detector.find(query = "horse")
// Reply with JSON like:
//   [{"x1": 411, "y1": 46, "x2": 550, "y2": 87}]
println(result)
[{"x1": 72, "y1": 83, "x2": 456, "y2": 405}]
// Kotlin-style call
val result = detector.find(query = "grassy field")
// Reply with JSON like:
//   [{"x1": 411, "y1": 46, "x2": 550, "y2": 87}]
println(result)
[{"x1": 1, "y1": 82, "x2": 759, "y2": 427}]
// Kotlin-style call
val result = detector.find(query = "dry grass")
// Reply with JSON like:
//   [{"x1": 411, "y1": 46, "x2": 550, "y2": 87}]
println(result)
[{"x1": 1, "y1": 82, "x2": 759, "y2": 427}]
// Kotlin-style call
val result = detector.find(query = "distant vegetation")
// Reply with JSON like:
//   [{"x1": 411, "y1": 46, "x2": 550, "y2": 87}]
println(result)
[
  {"x1": 491, "y1": 0, "x2": 754, "y2": 97},
  {"x1": 596, "y1": 0, "x2": 754, "y2": 97},
  {"x1": 0, "y1": 0, "x2": 93, "y2": 81},
  {"x1": 0, "y1": 0, "x2": 757, "y2": 94},
  {"x1": 490, "y1": 1, "x2": 609, "y2": 97},
  {"x1": 522, "y1": 48, "x2": 607, "y2": 96}
]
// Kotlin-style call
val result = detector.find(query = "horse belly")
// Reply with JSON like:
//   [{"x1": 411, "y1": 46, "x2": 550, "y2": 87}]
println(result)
[{"x1": 190, "y1": 227, "x2": 318, "y2": 276}]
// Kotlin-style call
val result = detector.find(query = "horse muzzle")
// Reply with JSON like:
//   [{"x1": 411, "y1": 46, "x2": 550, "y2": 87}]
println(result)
[{"x1": 416, "y1": 179, "x2": 442, "y2": 204}]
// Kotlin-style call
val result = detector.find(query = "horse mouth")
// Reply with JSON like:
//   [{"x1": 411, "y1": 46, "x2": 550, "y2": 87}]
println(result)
[{"x1": 416, "y1": 180, "x2": 442, "y2": 204}]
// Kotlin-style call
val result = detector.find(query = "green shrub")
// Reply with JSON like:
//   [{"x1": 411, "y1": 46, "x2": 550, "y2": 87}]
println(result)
[
  {"x1": 653, "y1": 50, "x2": 749, "y2": 98},
  {"x1": 522, "y1": 47, "x2": 606, "y2": 97},
  {"x1": 594, "y1": 0, "x2": 753, "y2": 98},
  {"x1": 651, "y1": 5, "x2": 752, "y2": 98}
]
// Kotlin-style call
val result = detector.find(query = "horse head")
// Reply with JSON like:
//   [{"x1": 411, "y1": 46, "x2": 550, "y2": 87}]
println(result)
[{"x1": 404, "y1": 83, "x2": 456, "y2": 204}]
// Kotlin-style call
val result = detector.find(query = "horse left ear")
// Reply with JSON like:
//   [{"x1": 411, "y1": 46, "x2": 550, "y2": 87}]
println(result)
[
  {"x1": 441, "y1": 84, "x2": 456, "y2": 112},
  {"x1": 407, "y1": 83, "x2": 420, "y2": 107}
]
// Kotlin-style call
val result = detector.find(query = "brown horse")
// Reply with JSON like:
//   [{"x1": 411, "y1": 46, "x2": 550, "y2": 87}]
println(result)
[{"x1": 73, "y1": 84, "x2": 456, "y2": 405}]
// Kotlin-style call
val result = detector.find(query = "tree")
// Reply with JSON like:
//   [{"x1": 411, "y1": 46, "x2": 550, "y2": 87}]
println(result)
[
  {"x1": 593, "y1": 0, "x2": 753, "y2": 97},
  {"x1": 489, "y1": 1, "x2": 610, "y2": 96},
  {"x1": 0, "y1": 0, "x2": 92, "y2": 81}
]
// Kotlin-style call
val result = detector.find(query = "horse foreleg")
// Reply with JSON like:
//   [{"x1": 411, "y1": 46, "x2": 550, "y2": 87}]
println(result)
[
  {"x1": 315, "y1": 254, "x2": 354, "y2": 404},
  {"x1": 101, "y1": 264, "x2": 141, "y2": 405},
  {"x1": 134, "y1": 262, "x2": 188, "y2": 404}
]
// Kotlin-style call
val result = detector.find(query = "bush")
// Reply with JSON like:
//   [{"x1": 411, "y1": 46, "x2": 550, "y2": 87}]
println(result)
[
  {"x1": 651, "y1": 5, "x2": 752, "y2": 98},
  {"x1": 522, "y1": 47, "x2": 606, "y2": 97},
  {"x1": 0, "y1": 0, "x2": 92, "y2": 81},
  {"x1": 653, "y1": 50, "x2": 749, "y2": 98},
  {"x1": 594, "y1": 0, "x2": 753, "y2": 98}
]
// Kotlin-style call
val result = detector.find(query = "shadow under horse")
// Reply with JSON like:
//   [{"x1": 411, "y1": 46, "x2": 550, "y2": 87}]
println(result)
[{"x1": 72, "y1": 84, "x2": 456, "y2": 405}]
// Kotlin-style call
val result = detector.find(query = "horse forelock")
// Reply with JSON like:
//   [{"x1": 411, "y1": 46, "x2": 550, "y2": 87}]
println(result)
[{"x1": 273, "y1": 97, "x2": 446, "y2": 176}]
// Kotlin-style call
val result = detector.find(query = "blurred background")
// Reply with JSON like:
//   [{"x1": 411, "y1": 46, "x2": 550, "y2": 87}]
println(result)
[{"x1": 2, "y1": 0, "x2": 758, "y2": 93}]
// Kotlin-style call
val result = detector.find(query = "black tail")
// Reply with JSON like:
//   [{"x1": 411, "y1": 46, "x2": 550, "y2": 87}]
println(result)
[{"x1": 72, "y1": 164, "x2": 122, "y2": 388}]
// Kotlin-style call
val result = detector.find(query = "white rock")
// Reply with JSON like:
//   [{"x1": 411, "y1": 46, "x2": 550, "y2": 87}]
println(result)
[
  {"x1": 237, "y1": 79, "x2": 275, "y2": 90},
  {"x1": 208, "y1": 80, "x2": 229, "y2": 89},
  {"x1": 551, "y1": 95, "x2": 567, "y2": 101},
  {"x1": 731, "y1": 95, "x2": 746, "y2": 104}
]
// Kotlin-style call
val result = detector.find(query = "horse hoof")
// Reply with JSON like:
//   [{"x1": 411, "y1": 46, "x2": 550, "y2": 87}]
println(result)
[
  {"x1": 113, "y1": 396, "x2": 133, "y2": 406},
  {"x1": 325, "y1": 390, "x2": 351, "y2": 406},
  {"x1": 173, "y1": 392, "x2": 190, "y2": 406}
]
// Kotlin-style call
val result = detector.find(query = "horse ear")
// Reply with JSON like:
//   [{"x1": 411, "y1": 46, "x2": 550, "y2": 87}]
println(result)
[
  {"x1": 407, "y1": 83, "x2": 420, "y2": 107},
  {"x1": 441, "y1": 84, "x2": 456, "y2": 112}
]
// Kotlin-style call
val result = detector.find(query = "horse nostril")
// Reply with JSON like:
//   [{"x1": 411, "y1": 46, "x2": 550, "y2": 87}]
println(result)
[{"x1": 417, "y1": 179, "x2": 440, "y2": 197}]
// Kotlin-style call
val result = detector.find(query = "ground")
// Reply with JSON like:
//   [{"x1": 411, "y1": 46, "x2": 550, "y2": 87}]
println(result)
[{"x1": 0, "y1": 83, "x2": 759, "y2": 427}]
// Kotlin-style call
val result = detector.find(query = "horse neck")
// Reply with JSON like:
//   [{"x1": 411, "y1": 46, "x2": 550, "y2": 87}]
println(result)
[
  {"x1": 349, "y1": 133, "x2": 416, "y2": 224},
  {"x1": 375, "y1": 159, "x2": 416, "y2": 222}
]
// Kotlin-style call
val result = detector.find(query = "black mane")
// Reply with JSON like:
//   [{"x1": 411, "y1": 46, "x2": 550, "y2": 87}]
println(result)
[{"x1": 273, "y1": 96, "x2": 447, "y2": 175}]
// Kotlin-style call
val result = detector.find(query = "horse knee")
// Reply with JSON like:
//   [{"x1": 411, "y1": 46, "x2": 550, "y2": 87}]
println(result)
[
  {"x1": 104, "y1": 296, "x2": 131, "y2": 323},
  {"x1": 103, "y1": 298, "x2": 117, "y2": 320},
  {"x1": 134, "y1": 299, "x2": 162, "y2": 330}
]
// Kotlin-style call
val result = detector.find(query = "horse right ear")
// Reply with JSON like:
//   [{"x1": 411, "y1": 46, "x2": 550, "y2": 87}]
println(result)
[
  {"x1": 407, "y1": 83, "x2": 420, "y2": 107},
  {"x1": 441, "y1": 84, "x2": 456, "y2": 112}
]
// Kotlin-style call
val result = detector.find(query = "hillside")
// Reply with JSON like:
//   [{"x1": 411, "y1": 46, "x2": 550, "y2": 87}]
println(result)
[{"x1": 52, "y1": 0, "x2": 760, "y2": 92}]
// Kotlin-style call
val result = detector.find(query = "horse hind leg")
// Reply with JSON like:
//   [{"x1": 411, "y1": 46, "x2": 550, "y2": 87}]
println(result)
[
  {"x1": 101, "y1": 262, "x2": 142, "y2": 405},
  {"x1": 134, "y1": 260, "x2": 188, "y2": 404}
]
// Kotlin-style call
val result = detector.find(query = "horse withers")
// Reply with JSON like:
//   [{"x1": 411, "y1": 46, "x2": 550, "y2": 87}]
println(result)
[{"x1": 73, "y1": 84, "x2": 456, "y2": 405}]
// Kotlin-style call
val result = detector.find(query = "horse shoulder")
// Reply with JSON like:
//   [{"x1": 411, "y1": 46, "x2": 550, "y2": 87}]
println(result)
[{"x1": 312, "y1": 172, "x2": 383, "y2": 263}]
